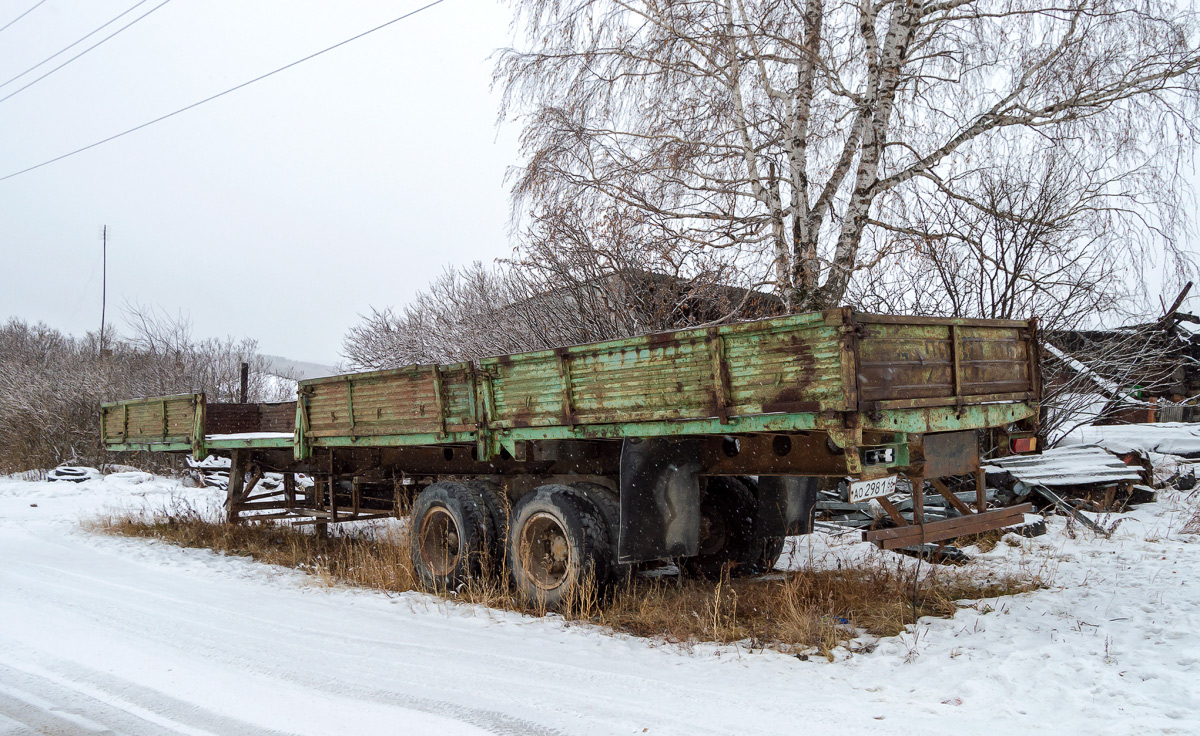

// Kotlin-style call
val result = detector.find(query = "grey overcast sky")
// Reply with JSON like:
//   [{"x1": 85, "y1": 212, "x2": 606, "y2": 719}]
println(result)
[
  {"x1": 0, "y1": 0, "x2": 518, "y2": 365},
  {"x1": 3, "y1": 1, "x2": 1198, "y2": 367}
]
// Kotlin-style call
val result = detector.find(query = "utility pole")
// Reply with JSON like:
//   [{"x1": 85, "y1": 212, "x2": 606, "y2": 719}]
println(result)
[{"x1": 99, "y1": 225, "x2": 107, "y2": 356}]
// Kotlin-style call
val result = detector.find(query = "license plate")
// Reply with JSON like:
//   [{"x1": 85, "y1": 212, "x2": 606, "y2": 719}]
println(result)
[{"x1": 849, "y1": 474, "x2": 898, "y2": 504}]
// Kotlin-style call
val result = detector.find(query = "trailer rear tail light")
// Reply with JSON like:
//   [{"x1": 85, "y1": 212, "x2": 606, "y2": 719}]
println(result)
[{"x1": 1011, "y1": 437, "x2": 1037, "y2": 453}]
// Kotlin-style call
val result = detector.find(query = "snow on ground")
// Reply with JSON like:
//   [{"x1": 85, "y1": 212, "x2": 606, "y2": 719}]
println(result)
[{"x1": 2, "y1": 473, "x2": 1199, "y2": 735}]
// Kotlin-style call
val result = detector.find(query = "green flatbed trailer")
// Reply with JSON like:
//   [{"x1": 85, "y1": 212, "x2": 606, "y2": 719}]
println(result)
[{"x1": 102, "y1": 308, "x2": 1040, "y2": 604}]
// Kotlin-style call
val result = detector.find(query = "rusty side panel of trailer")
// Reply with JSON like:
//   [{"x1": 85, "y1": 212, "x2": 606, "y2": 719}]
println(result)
[
  {"x1": 482, "y1": 310, "x2": 851, "y2": 430},
  {"x1": 258, "y1": 402, "x2": 298, "y2": 433},
  {"x1": 205, "y1": 403, "x2": 259, "y2": 434},
  {"x1": 288, "y1": 309, "x2": 1039, "y2": 458},
  {"x1": 100, "y1": 393, "x2": 204, "y2": 455},
  {"x1": 853, "y1": 314, "x2": 1037, "y2": 411},
  {"x1": 205, "y1": 401, "x2": 297, "y2": 435},
  {"x1": 300, "y1": 362, "x2": 477, "y2": 441},
  {"x1": 106, "y1": 310, "x2": 1040, "y2": 462}
]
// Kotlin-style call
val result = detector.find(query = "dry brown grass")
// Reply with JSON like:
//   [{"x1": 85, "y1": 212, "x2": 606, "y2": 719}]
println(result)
[
  {"x1": 1183, "y1": 505, "x2": 1200, "y2": 536},
  {"x1": 952, "y1": 530, "x2": 1004, "y2": 553},
  {"x1": 91, "y1": 497, "x2": 1041, "y2": 657}
]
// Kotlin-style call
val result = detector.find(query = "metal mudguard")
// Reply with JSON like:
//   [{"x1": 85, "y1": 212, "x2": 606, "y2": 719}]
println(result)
[
  {"x1": 618, "y1": 437, "x2": 703, "y2": 563},
  {"x1": 756, "y1": 476, "x2": 818, "y2": 536}
]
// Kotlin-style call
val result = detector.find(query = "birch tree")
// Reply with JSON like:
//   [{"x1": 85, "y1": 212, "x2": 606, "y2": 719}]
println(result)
[{"x1": 499, "y1": 0, "x2": 1200, "y2": 311}]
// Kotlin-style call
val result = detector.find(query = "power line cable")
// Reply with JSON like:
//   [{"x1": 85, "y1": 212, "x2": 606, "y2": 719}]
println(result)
[
  {"x1": 0, "y1": 0, "x2": 448, "y2": 183},
  {"x1": 0, "y1": 0, "x2": 47, "y2": 36},
  {"x1": 0, "y1": 0, "x2": 152, "y2": 91},
  {"x1": 0, "y1": 0, "x2": 173, "y2": 106}
]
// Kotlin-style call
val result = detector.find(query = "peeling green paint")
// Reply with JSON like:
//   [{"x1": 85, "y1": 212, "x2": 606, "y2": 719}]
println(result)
[{"x1": 102, "y1": 311, "x2": 1040, "y2": 470}]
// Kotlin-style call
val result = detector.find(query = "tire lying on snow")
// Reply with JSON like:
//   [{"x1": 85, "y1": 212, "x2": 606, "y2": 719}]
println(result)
[
  {"x1": 508, "y1": 484, "x2": 611, "y2": 609},
  {"x1": 47, "y1": 466, "x2": 100, "y2": 483},
  {"x1": 409, "y1": 481, "x2": 497, "y2": 591}
]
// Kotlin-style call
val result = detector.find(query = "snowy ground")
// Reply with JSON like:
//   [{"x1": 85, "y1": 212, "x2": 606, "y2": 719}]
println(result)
[{"x1": 2, "y1": 473, "x2": 1199, "y2": 735}]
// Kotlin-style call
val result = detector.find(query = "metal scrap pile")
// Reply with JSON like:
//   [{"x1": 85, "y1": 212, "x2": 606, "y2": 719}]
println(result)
[
  {"x1": 985, "y1": 445, "x2": 1151, "y2": 510},
  {"x1": 816, "y1": 478, "x2": 997, "y2": 529},
  {"x1": 814, "y1": 477, "x2": 1042, "y2": 561},
  {"x1": 982, "y1": 444, "x2": 1150, "y2": 536}
]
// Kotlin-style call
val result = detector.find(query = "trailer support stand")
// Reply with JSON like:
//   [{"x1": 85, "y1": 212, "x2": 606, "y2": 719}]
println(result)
[
  {"x1": 284, "y1": 472, "x2": 295, "y2": 511},
  {"x1": 225, "y1": 449, "x2": 246, "y2": 524},
  {"x1": 909, "y1": 471, "x2": 926, "y2": 544}
]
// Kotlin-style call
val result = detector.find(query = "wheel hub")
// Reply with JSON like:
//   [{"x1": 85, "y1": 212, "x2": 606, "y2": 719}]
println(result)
[
  {"x1": 697, "y1": 510, "x2": 729, "y2": 557},
  {"x1": 521, "y1": 512, "x2": 572, "y2": 591},
  {"x1": 419, "y1": 506, "x2": 461, "y2": 577}
]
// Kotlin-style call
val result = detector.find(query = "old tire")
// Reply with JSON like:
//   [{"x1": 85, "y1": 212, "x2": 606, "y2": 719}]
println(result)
[
  {"x1": 752, "y1": 535, "x2": 787, "y2": 573},
  {"x1": 462, "y1": 480, "x2": 510, "y2": 570},
  {"x1": 567, "y1": 481, "x2": 630, "y2": 584},
  {"x1": 409, "y1": 481, "x2": 495, "y2": 591},
  {"x1": 508, "y1": 484, "x2": 610, "y2": 609},
  {"x1": 680, "y1": 476, "x2": 758, "y2": 579},
  {"x1": 737, "y1": 476, "x2": 786, "y2": 574}
]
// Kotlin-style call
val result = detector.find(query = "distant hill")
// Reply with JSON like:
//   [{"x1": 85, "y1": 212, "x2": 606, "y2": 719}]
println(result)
[{"x1": 261, "y1": 354, "x2": 339, "y2": 381}]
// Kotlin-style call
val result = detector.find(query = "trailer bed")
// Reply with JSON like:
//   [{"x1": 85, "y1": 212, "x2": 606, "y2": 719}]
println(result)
[
  {"x1": 102, "y1": 308, "x2": 1039, "y2": 472},
  {"x1": 101, "y1": 308, "x2": 1045, "y2": 568}
]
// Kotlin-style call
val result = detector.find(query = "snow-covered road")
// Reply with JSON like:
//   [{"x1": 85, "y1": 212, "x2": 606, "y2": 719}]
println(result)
[{"x1": 1, "y1": 473, "x2": 1198, "y2": 735}]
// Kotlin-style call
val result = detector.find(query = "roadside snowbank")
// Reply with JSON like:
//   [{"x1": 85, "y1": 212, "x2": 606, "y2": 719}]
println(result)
[{"x1": 1, "y1": 473, "x2": 1198, "y2": 734}]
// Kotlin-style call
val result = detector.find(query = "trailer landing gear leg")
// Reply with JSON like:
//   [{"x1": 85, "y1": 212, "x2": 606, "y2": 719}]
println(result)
[{"x1": 225, "y1": 449, "x2": 245, "y2": 524}]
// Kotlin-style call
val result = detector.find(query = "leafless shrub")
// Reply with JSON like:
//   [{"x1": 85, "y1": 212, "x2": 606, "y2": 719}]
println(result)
[
  {"x1": 123, "y1": 303, "x2": 295, "y2": 404},
  {"x1": 342, "y1": 263, "x2": 533, "y2": 369},
  {"x1": 848, "y1": 154, "x2": 1146, "y2": 327},
  {"x1": 1183, "y1": 493, "x2": 1200, "y2": 535},
  {"x1": 1039, "y1": 328, "x2": 1184, "y2": 443},
  {"x1": 342, "y1": 233, "x2": 781, "y2": 370}
]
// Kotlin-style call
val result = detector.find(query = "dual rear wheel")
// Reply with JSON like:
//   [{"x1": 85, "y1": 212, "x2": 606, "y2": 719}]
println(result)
[
  {"x1": 409, "y1": 481, "x2": 497, "y2": 591},
  {"x1": 507, "y1": 484, "x2": 612, "y2": 608},
  {"x1": 409, "y1": 481, "x2": 616, "y2": 607},
  {"x1": 409, "y1": 476, "x2": 786, "y2": 607}
]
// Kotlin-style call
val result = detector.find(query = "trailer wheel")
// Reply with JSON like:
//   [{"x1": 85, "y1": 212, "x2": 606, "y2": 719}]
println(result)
[
  {"x1": 737, "y1": 476, "x2": 786, "y2": 574},
  {"x1": 508, "y1": 485, "x2": 610, "y2": 609},
  {"x1": 680, "y1": 476, "x2": 757, "y2": 579},
  {"x1": 410, "y1": 481, "x2": 495, "y2": 591},
  {"x1": 462, "y1": 480, "x2": 510, "y2": 571},
  {"x1": 752, "y1": 536, "x2": 787, "y2": 573},
  {"x1": 567, "y1": 481, "x2": 630, "y2": 584}
]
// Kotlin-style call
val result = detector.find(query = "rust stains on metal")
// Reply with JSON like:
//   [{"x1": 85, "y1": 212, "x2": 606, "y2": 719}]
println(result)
[
  {"x1": 644, "y1": 329, "x2": 684, "y2": 349},
  {"x1": 920, "y1": 430, "x2": 979, "y2": 478},
  {"x1": 101, "y1": 311, "x2": 1040, "y2": 476}
]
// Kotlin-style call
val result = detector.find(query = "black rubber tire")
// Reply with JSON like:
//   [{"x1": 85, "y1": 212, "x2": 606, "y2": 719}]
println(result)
[
  {"x1": 737, "y1": 476, "x2": 786, "y2": 574},
  {"x1": 679, "y1": 476, "x2": 758, "y2": 579},
  {"x1": 409, "y1": 481, "x2": 496, "y2": 591},
  {"x1": 508, "y1": 484, "x2": 611, "y2": 609},
  {"x1": 462, "y1": 480, "x2": 510, "y2": 570},
  {"x1": 752, "y1": 536, "x2": 787, "y2": 573},
  {"x1": 566, "y1": 481, "x2": 631, "y2": 584}
]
